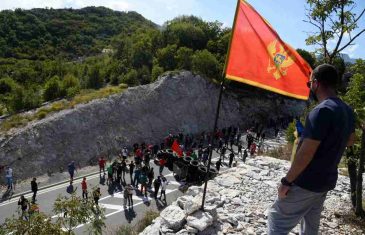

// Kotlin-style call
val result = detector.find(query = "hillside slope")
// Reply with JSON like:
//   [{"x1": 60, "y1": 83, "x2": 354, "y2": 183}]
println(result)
[{"x1": 0, "y1": 72, "x2": 305, "y2": 182}]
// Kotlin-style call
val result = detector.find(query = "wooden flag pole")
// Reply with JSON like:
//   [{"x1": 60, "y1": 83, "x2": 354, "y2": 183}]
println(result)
[{"x1": 201, "y1": 0, "x2": 241, "y2": 210}]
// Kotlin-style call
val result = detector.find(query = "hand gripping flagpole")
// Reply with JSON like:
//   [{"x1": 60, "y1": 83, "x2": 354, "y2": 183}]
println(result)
[{"x1": 201, "y1": 0, "x2": 241, "y2": 210}]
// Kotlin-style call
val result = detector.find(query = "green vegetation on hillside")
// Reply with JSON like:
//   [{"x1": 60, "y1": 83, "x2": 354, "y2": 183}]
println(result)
[
  {"x1": 0, "y1": 9, "x2": 234, "y2": 117},
  {"x1": 0, "y1": 8, "x2": 317, "y2": 128}
]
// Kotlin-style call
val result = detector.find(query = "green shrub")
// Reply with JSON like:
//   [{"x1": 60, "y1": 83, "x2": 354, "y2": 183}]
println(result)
[
  {"x1": 192, "y1": 49, "x2": 220, "y2": 79},
  {"x1": 0, "y1": 77, "x2": 18, "y2": 94},
  {"x1": 115, "y1": 225, "x2": 136, "y2": 235},
  {"x1": 36, "y1": 110, "x2": 48, "y2": 120},
  {"x1": 134, "y1": 210, "x2": 159, "y2": 232},
  {"x1": 121, "y1": 69, "x2": 139, "y2": 86},
  {"x1": 285, "y1": 121, "x2": 296, "y2": 144},
  {"x1": 62, "y1": 74, "x2": 80, "y2": 98},
  {"x1": 43, "y1": 76, "x2": 64, "y2": 101},
  {"x1": 7, "y1": 86, "x2": 25, "y2": 113},
  {"x1": 23, "y1": 85, "x2": 42, "y2": 110},
  {"x1": 151, "y1": 65, "x2": 164, "y2": 82},
  {"x1": 86, "y1": 66, "x2": 104, "y2": 89},
  {"x1": 115, "y1": 210, "x2": 159, "y2": 235}
]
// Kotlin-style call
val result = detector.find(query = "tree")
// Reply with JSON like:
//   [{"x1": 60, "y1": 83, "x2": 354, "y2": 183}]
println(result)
[
  {"x1": 304, "y1": 0, "x2": 365, "y2": 64},
  {"x1": 1, "y1": 210, "x2": 65, "y2": 235},
  {"x1": 175, "y1": 47, "x2": 193, "y2": 70},
  {"x1": 87, "y1": 66, "x2": 103, "y2": 89},
  {"x1": 43, "y1": 75, "x2": 63, "y2": 101},
  {"x1": 296, "y1": 48, "x2": 316, "y2": 69},
  {"x1": 53, "y1": 193, "x2": 106, "y2": 235},
  {"x1": 343, "y1": 59, "x2": 365, "y2": 217},
  {"x1": 151, "y1": 64, "x2": 164, "y2": 82},
  {"x1": 62, "y1": 74, "x2": 80, "y2": 98},
  {"x1": 137, "y1": 65, "x2": 151, "y2": 85},
  {"x1": 156, "y1": 45, "x2": 177, "y2": 71},
  {"x1": 191, "y1": 49, "x2": 221, "y2": 80},
  {"x1": 121, "y1": 69, "x2": 139, "y2": 86}
]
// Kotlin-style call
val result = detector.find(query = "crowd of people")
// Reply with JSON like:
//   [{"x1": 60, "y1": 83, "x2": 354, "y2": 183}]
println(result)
[{"x1": 2, "y1": 119, "x2": 288, "y2": 221}]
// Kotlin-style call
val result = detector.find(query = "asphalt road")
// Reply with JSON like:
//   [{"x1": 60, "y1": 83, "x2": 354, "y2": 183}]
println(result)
[{"x1": 0, "y1": 132, "x2": 285, "y2": 234}]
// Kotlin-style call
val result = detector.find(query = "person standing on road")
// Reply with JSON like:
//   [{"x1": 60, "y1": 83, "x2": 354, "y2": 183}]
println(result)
[
  {"x1": 153, "y1": 176, "x2": 161, "y2": 199},
  {"x1": 93, "y1": 187, "x2": 101, "y2": 206},
  {"x1": 159, "y1": 157, "x2": 166, "y2": 175},
  {"x1": 31, "y1": 178, "x2": 38, "y2": 203},
  {"x1": 139, "y1": 171, "x2": 148, "y2": 197},
  {"x1": 126, "y1": 184, "x2": 133, "y2": 207},
  {"x1": 81, "y1": 177, "x2": 88, "y2": 200},
  {"x1": 220, "y1": 146, "x2": 227, "y2": 163},
  {"x1": 121, "y1": 159, "x2": 127, "y2": 181},
  {"x1": 216, "y1": 158, "x2": 222, "y2": 172},
  {"x1": 98, "y1": 156, "x2": 106, "y2": 174},
  {"x1": 250, "y1": 143, "x2": 257, "y2": 156},
  {"x1": 267, "y1": 64, "x2": 356, "y2": 234},
  {"x1": 237, "y1": 143, "x2": 243, "y2": 158},
  {"x1": 229, "y1": 151, "x2": 235, "y2": 168},
  {"x1": 147, "y1": 168, "x2": 154, "y2": 188},
  {"x1": 133, "y1": 165, "x2": 141, "y2": 188},
  {"x1": 5, "y1": 166, "x2": 13, "y2": 190},
  {"x1": 159, "y1": 177, "x2": 168, "y2": 201},
  {"x1": 18, "y1": 195, "x2": 29, "y2": 220},
  {"x1": 122, "y1": 147, "x2": 129, "y2": 160},
  {"x1": 129, "y1": 161, "x2": 135, "y2": 184},
  {"x1": 243, "y1": 149, "x2": 248, "y2": 163},
  {"x1": 66, "y1": 180, "x2": 77, "y2": 194},
  {"x1": 107, "y1": 164, "x2": 113, "y2": 186},
  {"x1": 68, "y1": 161, "x2": 76, "y2": 181}
]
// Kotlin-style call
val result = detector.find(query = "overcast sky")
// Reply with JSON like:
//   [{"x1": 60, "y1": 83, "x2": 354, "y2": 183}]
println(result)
[{"x1": 1, "y1": 0, "x2": 364, "y2": 59}]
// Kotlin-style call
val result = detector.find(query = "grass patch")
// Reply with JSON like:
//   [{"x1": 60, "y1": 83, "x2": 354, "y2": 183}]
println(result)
[
  {"x1": 0, "y1": 86, "x2": 126, "y2": 133},
  {"x1": 266, "y1": 143, "x2": 293, "y2": 161},
  {"x1": 115, "y1": 210, "x2": 159, "y2": 235},
  {"x1": 0, "y1": 114, "x2": 33, "y2": 131}
]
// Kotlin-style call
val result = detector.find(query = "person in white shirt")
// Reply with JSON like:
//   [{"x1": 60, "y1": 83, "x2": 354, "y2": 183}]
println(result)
[
  {"x1": 159, "y1": 176, "x2": 169, "y2": 201},
  {"x1": 122, "y1": 147, "x2": 129, "y2": 160},
  {"x1": 5, "y1": 166, "x2": 13, "y2": 190}
]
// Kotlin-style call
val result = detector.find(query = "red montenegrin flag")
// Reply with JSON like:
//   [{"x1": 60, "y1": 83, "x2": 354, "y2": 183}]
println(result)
[
  {"x1": 225, "y1": 0, "x2": 312, "y2": 100},
  {"x1": 171, "y1": 140, "x2": 183, "y2": 157}
]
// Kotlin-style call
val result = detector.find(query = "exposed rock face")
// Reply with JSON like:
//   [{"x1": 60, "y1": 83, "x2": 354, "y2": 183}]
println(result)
[
  {"x1": 0, "y1": 72, "x2": 305, "y2": 181},
  {"x1": 140, "y1": 156, "x2": 364, "y2": 235}
]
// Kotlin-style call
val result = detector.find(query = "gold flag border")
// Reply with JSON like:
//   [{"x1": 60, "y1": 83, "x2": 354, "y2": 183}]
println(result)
[{"x1": 226, "y1": 74, "x2": 308, "y2": 100}]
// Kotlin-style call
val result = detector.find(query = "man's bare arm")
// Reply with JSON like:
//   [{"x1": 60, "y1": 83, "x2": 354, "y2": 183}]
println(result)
[{"x1": 285, "y1": 138, "x2": 321, "y2": 183}]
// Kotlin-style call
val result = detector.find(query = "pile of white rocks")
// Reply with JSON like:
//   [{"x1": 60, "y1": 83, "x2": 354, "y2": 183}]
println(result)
[{"x1": 140, "y1": 156, "x2": 364, "y2": 235}]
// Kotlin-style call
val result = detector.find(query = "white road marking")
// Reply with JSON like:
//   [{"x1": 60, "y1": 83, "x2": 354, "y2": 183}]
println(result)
[
  {"x1": 74, "y1": 188, "x2": 179, "y2": 230},
  {"x1": 99, "y1": 203, "x2": 124, "y2": 210}
]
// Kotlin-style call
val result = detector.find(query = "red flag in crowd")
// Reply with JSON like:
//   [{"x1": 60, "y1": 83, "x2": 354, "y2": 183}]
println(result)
[{"x1": 171, "y1": 139, "x2": 183, "y2": 157}]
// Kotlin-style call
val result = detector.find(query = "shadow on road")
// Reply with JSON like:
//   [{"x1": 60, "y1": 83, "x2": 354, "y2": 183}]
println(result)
[{"x1": 124, "y1": 207, "x2": 136, "y2": 223}]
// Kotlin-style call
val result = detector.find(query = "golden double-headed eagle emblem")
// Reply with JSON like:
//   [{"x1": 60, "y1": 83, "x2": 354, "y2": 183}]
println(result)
[{"x1": 267, "y1": 40, "x2": 295, "y2": 80}]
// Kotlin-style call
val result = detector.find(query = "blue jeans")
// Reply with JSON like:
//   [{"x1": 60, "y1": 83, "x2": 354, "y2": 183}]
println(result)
[
  {"x1": 6, "y1": 177, "x2": 13, "y2": 189},
  {"x1": 268, "y1": 185, "x2": 327, "y2": 235}
]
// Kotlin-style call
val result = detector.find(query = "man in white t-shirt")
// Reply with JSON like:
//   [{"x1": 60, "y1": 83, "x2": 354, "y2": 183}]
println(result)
[{"x1": 5, "y1": 166, "x2": 13, "y2": 190}]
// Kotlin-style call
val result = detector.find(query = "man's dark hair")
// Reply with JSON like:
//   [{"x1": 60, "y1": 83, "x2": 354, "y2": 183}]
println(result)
[{"x1": 312, "y1": 64, "x2": 339, "y2": 88}]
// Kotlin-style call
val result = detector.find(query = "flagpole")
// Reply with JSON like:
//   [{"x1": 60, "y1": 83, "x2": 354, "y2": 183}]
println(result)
[{"x1": 201, "y1": 0, "x2": 241, "y2": 210}]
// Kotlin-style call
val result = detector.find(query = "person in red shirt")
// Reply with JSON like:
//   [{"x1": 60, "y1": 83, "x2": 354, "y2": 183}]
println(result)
[
  {"x1": 98, "y1": 156, "x2": 106, "y2": 174},
  {"x1": 250, "y1": 142, "x2": 257, "y2": 156},
  {"x1": 81, "y1": 177, "x2": 88, "y2": 199},
  {"x1": 159, "y1": 158, "x2": 166, "y2": 175}
]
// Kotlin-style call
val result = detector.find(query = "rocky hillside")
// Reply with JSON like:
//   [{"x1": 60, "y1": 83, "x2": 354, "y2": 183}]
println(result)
[
  {"x1": 141, "y1": 156, "x2": 363, "y2": 235},
  {"x1": 0, "y1": 72, "x2": 305, "y2": 182}
]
